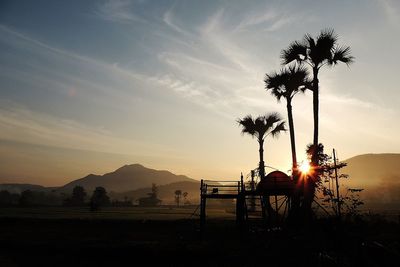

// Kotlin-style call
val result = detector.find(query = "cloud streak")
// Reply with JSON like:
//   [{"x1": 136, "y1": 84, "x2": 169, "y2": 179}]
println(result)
[
  {"x1": 0, "y1": 100, "x2": 174, "y2": 157},
  {"x1": 94, "y1": 0, "x2": 146, "y2": 24}
]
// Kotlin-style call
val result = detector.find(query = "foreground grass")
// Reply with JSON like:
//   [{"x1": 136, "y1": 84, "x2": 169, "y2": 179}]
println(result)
[
  {"x1": 0, "y1": 207, "x2": 399, "y2": 266},
  {"x1": 0, "y1": 206, "x2": 235, "y2": 220}
]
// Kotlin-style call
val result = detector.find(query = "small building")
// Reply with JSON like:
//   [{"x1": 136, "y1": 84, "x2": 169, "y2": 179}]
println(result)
[{"x1": 137, "y1": 196, "x2": 161, "y2": 207}]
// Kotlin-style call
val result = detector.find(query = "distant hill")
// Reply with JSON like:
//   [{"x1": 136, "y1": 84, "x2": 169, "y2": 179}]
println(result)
[
  {"x1": 343, "y1": 153, "x2": 400, "y2": 187},
  {"x1": 0, "y1": 184, "x2": 52, "y2": 194},
  {"x1": 0, "y1": 139, "x2": 143, "y2": 186},
  {"x1": 342, "y1": 153, "x2": 400, "y2": 210},
  {"x1": 59, "y1": 164, "x2": 197, "y2": 193}
]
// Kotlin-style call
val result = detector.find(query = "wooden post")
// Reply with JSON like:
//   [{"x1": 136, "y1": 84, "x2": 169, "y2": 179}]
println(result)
[
  {"x1": 236, "y1": 180, "x2": 240, "y2": 223},
  {"x1": 240, "y1": 172, "x2": 244, "y2": 192},
  {"x1": 236, "y1": 175, "x2": 245, "y2": 225},
  {"x1": 274, "y1": 177, "x2": 278, "y2": 225},
  {"x1": 200, "y1": 179, "x2": 206, "y2": 230},
  {"x1": 250, "y1": 170, "x2": 256, "y2": 212},
  {"x1": 333, "y1": 149, "x2": 341, "y2": 220}
]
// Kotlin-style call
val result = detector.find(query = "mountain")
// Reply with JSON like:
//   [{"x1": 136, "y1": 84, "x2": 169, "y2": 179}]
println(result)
[
  {"x1": 0, "y1": 139, "x2": 143, "y2": 186},
  {"x1": 343, "y1": 153, "x2": 400, "y2": 187},
  {"x1": 342, "y1": 153, "x2": 400, "y2": 210},
  {"x1": 59, "y1": 164, "x2": 197, "y2": 193}
]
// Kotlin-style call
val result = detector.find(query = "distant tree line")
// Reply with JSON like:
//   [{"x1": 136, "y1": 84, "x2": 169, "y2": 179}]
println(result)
[
  {"x1": 0, "y1": 189, "x2": 62, "y2": 207},
  {"x1": 0, "y1": 186, "x2": 132, "y2": 210},
  {"x1": 0, "y1": 190, "x2": 22, "y2": 206},
  {"x1": 174, "y1": 190, "x2": 190, "y2": 207},
  {"x1": 0, "y1": 184, "x2": 194, "y2": 209}
]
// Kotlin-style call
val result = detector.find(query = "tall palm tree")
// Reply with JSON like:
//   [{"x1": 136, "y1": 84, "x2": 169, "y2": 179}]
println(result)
[
  {"x1": 281, "y1": 29, "x2": 353, "y2": 216},
  {"x1": 281, "y1": 28, "x2": 354, "y2": 165},
  {"x1": 264, "y1": 65, "x2": 311, "y2": 173},
  {"x1": 237, "y1": 113, "x2": 286, "y2": 180}
]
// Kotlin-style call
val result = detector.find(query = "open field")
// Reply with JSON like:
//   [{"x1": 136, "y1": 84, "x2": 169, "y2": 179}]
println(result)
[
  {"x1": 0, "y1": 206, "x2": 236, "y2": 221},
  {"x1": 0, "y1": 207, "x2": 399, "y2": 266}
]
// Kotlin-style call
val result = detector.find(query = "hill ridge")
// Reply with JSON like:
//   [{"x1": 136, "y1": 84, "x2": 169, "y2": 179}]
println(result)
[{"x1": 58, "y1": 163, "x2": 196, "y2": 193}]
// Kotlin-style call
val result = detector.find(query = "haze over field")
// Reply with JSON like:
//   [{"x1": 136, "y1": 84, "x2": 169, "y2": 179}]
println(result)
[
  {"x1": 342, "y1": 154, "x2": 400, "y2": 209},
  {"x1": 1, "y1": 153, "x2": 399, "y2": 209},
  {"x1": 0, "y1": 0, "x2": 399, "y2": 186}
]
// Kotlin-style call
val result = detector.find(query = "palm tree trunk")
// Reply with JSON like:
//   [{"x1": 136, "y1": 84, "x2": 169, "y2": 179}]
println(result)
[
  {"x1": 287, "y1": 101, "x2": 301, "y2": 221},
  {"x1": 287, "y1": 101, "x2": 297, "y2": 170},
  {"x1": 258, "y1": 139, "x2": 265, "y2": 179},
  {"x1": 312, "y1": 67, "x2": 319, "y2": 165},
  {"x1": 302, "y1": 67, "x2": 320, "y2": 219},
  {"x1": 258, "y1": 138, "x2": 272, "y2": 219}
]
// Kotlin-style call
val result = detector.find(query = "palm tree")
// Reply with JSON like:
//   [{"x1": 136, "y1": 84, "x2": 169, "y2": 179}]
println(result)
[
  {"x1": 237, "y1": 113, "x2": 286, "y2": 181},
  {"x1": 237, "y1": 113, "x2": 286, "y2": 217},
  {"x1": 264, "y1": 65, "x2": 311, "y2": 173},
  {"x1": 281, "y1": 28, "x2": 354, "y2": 165},
  {"x1": 174, "y1": 190, "x2": 182, "y2": 207},
  {"x1": 281, "y1": 29, "x2": 353, "y2": 216}
]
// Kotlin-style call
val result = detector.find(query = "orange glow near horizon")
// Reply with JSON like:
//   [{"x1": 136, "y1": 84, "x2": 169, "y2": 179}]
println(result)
[{"x1": 299, "y1": 161, "x2": 311, "y2": 174}]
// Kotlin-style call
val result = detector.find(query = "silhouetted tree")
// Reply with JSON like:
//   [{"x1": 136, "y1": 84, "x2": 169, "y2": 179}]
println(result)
[
  {"x1": 19, "y1": 190, "x2": 34, "y2": 207},
  {"x1": 281, "y1": 29, "x2": 354, "y2": 213},
  {"x1": 237, "y1": 113, "x2": 286, "y2": 180},
  {"x1": 281, "y1": 29, "x2": 354, "y2": 165},
  {"x1": 150, "y1": 183, "x2": 158, "y2": 199},
  {"x1": 0, "y1": 190, "x2": 19, "y2": 206},
  {"x1": 64, "y1": 186, "x2": 87, "y2": 206},
  {"x1": 237, "y1": 113, "x2": 286, "y2": 215},
  {"x1": 0, "y1": 190, "x2": 12, "y2": 206},
  {"x1": 306, "y1": 143, "x2": 329, "y2": 168},
  {"x1": 72, "y1": 186, "x2": 86, "y2": 205},
  {"x1": 265, "y1": 65, "x2": 311, "y2": 172},
  {"x1": 308, "y1": 144, "x2": 363, "y2": 220},
  {"x1": 343, "y1": 188, "x2": 364, "y2": 219},
  {"x1": 183, "y1": 191, "x2": 190, "y2": 205},
  {"x1": 175, "y1": 190, "x2": 182, "y2": 207},
  {"x1": 90, "y1": 187, "x2": 110, "y2": 211},
  {"x1": 303, "y1": 143, "x2": 329, "y2": 218}
]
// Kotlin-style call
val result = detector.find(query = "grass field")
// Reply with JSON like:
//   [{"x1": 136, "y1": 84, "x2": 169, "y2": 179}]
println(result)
[
  {"x1": 0, "y1": 206, "x2": 235, "y2": 220},
  {"x1": 0, "y1": 206, "x2": 399, "y2": 266}
]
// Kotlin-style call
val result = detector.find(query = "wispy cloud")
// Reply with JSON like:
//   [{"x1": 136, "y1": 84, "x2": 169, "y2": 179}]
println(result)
[
  {"x1": 162, "y1": 7, "x2": 193, "y2": 36},
  {"x1": 200, "y1": 8, "x2": 225, "y2": 34},
  {"x1": 235, "y1": 9, "x2": 277, "y2": 31},
  {"x1": 234, "y1": 5, "x2": 304, "y2": 33},
  {"x1": 94, "y1": 0, "x2": 146, "y2": 24},
  {"x1": 265, "y1": 15, "x2": 296, "y2": 32},
  {"x1": 0, "y1": 25, "x2": 153, "y2": 107},
  {"x1": 377, "y1": 0, "x2": 400, "y2": 25},
  {"x1": 0, "y1": 100, "x2": 173, "y2": 156}
]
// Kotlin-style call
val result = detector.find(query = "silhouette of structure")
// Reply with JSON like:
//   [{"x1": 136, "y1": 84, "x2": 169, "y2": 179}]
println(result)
[
  {"x1": 138, "y1": 183, "x2": 161, "y2": 207},
  {"x1": 137, "y1": 196, "x2": 161, "y2": 207},
  {"x1": 200, "y1": 171, "x2": 295, "y2": 231}
]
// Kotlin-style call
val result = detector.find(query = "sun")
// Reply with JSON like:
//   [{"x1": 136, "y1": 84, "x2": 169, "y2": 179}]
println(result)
[{"x1": 299, "y1": 161, "x2": 311, "y2": 174}]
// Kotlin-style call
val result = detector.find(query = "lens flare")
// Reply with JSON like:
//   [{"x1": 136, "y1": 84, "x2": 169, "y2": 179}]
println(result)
[{"x1": 300, "y1": 161, "x2": 311, "y2": 174}]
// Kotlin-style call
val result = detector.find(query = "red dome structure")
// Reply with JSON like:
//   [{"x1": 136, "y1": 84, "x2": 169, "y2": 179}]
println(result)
[{"x1": 256, "y1": 171, "x2": 295, "y2": 195}]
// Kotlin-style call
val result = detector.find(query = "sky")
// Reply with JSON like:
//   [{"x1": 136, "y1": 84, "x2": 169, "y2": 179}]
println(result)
[{"x1": 0, "y1": 0, "x2": 399, "y2": 186}]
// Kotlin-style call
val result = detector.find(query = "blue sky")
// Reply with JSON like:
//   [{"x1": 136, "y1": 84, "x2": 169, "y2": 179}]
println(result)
[{"x1": 0, "y1": 0, "x2": 399, "y2": 185}]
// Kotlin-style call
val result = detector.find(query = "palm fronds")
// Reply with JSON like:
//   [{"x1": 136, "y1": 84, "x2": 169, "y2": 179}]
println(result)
[{"x1": 237, "y1": 113, "x2": 286, "y2": 141}]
